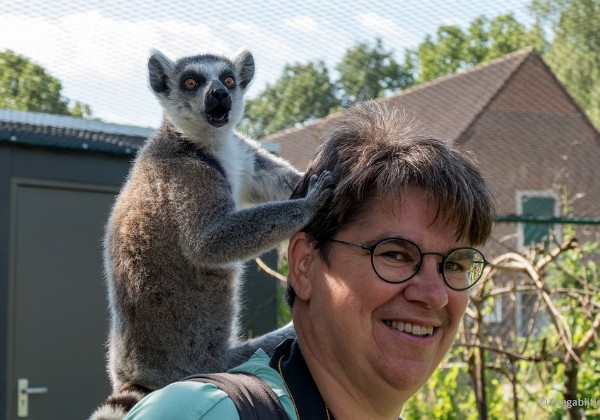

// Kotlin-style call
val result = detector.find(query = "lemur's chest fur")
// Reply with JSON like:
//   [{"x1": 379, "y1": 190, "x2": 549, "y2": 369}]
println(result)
[{"x1": 208, "y1": 133, "x2": 253, "y2": 208}]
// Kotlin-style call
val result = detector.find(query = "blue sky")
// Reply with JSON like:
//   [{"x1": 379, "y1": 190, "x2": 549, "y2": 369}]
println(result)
[{"x1": 3, "y1": 0, "x2": 533, "y2": 128}]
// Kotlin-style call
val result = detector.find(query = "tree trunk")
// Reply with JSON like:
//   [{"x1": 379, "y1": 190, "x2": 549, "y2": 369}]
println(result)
[
  {"x1": 511, "y1": 363, "x2": 519, "y2": 420},
  {"x1": 474, "y1": 346, "x2": 488, "y2": 420},
  {"x1": 564, "y1": 357, "x2": 582, "y2": 420}
]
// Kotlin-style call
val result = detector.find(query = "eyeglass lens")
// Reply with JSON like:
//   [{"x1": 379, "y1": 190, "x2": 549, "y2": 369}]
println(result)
[{"x1": 372, "y1": 238, "x2": 485, "y2": 289}]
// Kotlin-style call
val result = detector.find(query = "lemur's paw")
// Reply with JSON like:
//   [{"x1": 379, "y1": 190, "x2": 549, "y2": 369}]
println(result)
[{"x1": 306, "y1": 171, "x2": 336, "y2": 209}]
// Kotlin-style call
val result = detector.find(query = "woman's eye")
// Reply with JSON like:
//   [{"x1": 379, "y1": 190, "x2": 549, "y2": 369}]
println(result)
[
  {"x1": 381, "y1": 251, "x2": 410, "y2": 263},
  {"x1": 183, "y1": 78, "x2": 198, "y2": 90},
  {"x1": 223, "y1": 76, "x2": 235, "y2": 88},
  {"x1": 445, "y1": 261, "x2": 466, "y2": 272}
]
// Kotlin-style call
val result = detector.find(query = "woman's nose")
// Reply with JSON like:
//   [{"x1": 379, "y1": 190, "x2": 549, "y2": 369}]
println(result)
[{"x1": 404, "y1": 256, "x2": 449, "y2": 309}]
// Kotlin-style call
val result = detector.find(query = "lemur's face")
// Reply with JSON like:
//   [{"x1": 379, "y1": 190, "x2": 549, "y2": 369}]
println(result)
[
  {"x1": 148, "y1": 50, "x2": 255, "y2": 133},
  {"x1": 177, "y1": 61, "x2": 238, "y2": 128}
]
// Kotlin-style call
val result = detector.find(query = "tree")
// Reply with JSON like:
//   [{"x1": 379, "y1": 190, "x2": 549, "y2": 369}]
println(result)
[
  {"x1": 484, "y1": 239, "x2": 599, "y2": 420},
  {"x1": 405, "y1": 14, "x2": 544, "y2": 84},
  {"x1": 240, "y1": 61, "x2": 339, "y2": 139},
  {"x1": 335, "y1": 38, "x2": 411, "y2": 107},
  {"x1": 0, "y1": 49, "x2": 92, "y2": 118},
  {"x1": 244, "y1": 19, "x2": 539, "y2": 138},
  {"x1": 402, "y1": 234, "x2": 599, "y2": 420},
  {"x1": 405, "y1": 3, "x2": 600, "y2": 131},
  {"x1": 530, "y1": 0, "x2": 600, "y2": 130},
  {"x1": 242, "y1": 39, "x2": 404, "y2": 138},
  {"x1": 245, "y1": 6, "x2": 598, "y2": 137}
]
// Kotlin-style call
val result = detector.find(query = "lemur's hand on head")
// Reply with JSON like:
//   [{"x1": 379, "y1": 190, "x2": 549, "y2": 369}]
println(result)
[{"x1": 304, "y1": 171, "x2": 336, "y2": 211}]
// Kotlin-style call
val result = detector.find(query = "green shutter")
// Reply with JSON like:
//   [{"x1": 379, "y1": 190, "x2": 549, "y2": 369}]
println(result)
[{"x1": 522, "y1": 196, "x2": 556, "y2": 246}]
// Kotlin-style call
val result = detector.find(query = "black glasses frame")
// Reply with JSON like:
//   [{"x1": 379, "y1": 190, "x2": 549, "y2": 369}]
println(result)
[{"x1": 328, "y1": 237, "x2": 488, "y2": 291}]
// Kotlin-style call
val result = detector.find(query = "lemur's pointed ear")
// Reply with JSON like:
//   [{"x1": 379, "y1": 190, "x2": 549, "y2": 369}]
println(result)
[
  {"x1": 148, "y1": 49, "x2": 175, "y2": 95},
  {"x1": 232, "y1": 49, "x2": 254, "y2": 90}
]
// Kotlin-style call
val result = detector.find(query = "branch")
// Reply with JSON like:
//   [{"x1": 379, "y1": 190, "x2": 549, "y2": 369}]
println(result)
[
  {"x1": 534, "y1": 237, "x2": 579, "y2": 272},
  {"x1": 493, "y1": 251, "x2": 581, "y2": 363},
  {"x1": 254, "y1": 257, "x2": 287, "y2": 287},
  {"x1": 464, "y1": 306, "x2": 477, "y2": 319},
  {"x1": 575, "y1": 312, "x2": 600, "y2": 355},
  {"x1": 454, "y1": 342, "x2": 544, "y2": 362}
]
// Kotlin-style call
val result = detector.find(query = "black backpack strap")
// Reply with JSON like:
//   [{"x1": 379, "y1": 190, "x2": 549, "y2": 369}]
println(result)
[{"x1": 183, "y1": 372, "x2": 287, "y2": 419}]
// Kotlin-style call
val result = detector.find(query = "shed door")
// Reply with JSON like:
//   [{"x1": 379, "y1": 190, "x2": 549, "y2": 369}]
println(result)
[{"x1": 8, "y1": 181, "x2": 114, "y2": 419}]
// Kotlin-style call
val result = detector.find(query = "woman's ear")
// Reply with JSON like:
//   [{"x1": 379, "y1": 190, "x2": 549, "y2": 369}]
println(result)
[{"x1": 287, "y1": 231, "x2": 314, "y2": 301}]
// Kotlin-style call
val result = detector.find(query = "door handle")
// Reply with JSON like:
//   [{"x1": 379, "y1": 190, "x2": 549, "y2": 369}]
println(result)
[{"x1": 17, "y1": 378, "x2": 49, "y2": 417}]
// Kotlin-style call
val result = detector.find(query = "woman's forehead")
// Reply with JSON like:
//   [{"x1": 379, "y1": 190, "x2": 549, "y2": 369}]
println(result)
[{"x1": 342, "y1": 189, "x2": 468, "y2": 244}]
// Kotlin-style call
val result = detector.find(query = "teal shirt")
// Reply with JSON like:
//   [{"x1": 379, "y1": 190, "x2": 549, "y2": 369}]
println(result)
[{"x1": 125, "y1": 349, "x2": 297, "y2": 419}]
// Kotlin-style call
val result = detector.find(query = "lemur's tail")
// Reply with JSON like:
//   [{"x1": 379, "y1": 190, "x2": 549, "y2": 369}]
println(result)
[{"x1": 89, "y1": 384, "x2": 151, "y2": 420}]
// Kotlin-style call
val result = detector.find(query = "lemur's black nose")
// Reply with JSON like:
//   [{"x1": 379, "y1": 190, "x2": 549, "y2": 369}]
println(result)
[{"x1": 211, "y1": 88, "x2": 229, "y2": 102}]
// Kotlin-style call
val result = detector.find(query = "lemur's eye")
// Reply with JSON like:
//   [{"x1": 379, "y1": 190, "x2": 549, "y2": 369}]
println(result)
[
  {"x1": 182, "y1": 78, "x2": 198, "y2": 90},
  {"x1": 223, "y1": 76, "x2": 235, "y2": 88}
]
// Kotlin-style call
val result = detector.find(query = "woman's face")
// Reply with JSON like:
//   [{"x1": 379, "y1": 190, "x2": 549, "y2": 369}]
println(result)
[{"x1": 294, "y1": 187, "x2": 471, "y2": 404}]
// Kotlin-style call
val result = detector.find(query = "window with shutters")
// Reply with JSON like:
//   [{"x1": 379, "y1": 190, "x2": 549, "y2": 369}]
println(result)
[{"x1": 516, "y1": 190, "x2": 560, "y2": 249}]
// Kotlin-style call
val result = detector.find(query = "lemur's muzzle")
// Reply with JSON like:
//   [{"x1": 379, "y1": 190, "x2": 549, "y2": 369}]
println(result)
[{"x1": 205, "y1": 82, "x2": 232, "y2": 128}]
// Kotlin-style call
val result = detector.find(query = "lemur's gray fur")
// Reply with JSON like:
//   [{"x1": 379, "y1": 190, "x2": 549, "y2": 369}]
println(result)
[{"x1": 91, "y1": 49, "x2": 333, "y2": 419}]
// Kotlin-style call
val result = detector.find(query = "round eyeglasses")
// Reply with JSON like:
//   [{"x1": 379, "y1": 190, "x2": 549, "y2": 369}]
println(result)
[{"x1": 328, "y1": 237, "x2": 488, "y2": 291}]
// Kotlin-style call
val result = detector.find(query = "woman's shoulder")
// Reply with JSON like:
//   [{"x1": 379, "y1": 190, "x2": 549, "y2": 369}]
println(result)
[
  {"x1": 230, "y1": 348, "x2": 297, "y2": 418},
  {"x1": 124, "y1": 348, "x2": 297, "y2": 419},
  {"x1": 125, "y1": 379, "x2": 237, "y2": 419}
]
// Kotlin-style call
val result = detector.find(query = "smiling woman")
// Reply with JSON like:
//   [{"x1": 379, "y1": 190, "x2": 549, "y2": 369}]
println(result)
[
  {"x1": 281, "y1": 100, "x2": 495, "y2": 418},
  {"x1": 288, "y1": 188, "x2": 476, "y2": 417}
]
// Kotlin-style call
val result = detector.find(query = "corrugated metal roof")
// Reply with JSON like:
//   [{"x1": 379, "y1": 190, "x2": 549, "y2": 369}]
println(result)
[{"x1": 0, "y1": 109, "x2": 154, "y2": 156}]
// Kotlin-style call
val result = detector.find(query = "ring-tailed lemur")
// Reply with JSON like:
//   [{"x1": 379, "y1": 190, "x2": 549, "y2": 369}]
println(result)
[{"x1": 91, "y1": 49, "x2": 334, "y2": 419}]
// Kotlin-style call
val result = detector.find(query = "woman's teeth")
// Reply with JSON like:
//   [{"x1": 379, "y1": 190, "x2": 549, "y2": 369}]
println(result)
[{"x1": 384, "y1": 320, "x2": 434, "y2": 336}]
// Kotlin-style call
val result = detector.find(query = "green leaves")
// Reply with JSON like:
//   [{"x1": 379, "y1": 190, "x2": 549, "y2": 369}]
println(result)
[
  {"x1": 532, "y1": 0, "x2": 600, "y2": 131},
  {"x1": 0, "y1": 49, "x2": 92, "y2": 118},
  {"x1": 242, "y1": 16, "x2": 541, "y2": 139},
  {"x1": 244, "y1": 4, "x2": 599, "y2": 139},
  {"x1": 241, "y1": 39, "x2": 404, "y2": 138},
  {"x1": 336, "y1": 38, "x2": 411, "y2": 107},
  {"x1": 406, "y1": 14, "x2": 538, "y2": 84},
  {"x1": 240, "y1": 61, "x2": 339, "y2": 139}
]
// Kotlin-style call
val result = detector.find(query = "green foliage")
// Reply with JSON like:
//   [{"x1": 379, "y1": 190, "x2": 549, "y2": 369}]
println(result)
[
  {"x1": 244, "y1": 7, "x2": 598, "y2": 137},
  {"x1": 242, "y1": 39, "x2": 402, "y2": 138},
  {"x1": 276, "y1": 283, "x2": 292, "y2": 327},
  {"x1": 530, "y1": 0, "x2": 600, "y2": 130},
  {"x1": 402, "y1": 358, "x2": 508, "y2": 419},
  {"x1": 0, "y1": 49, "x2": 92, "y2": 118},
  {"x1": 405, "y1": 26, "x2": 471, "y2": 83},
  {"x1": 405, "y1": 14, "x2": 542, "y2": 84},
  {"x1": 276, "y1": 257, "x2": 292, "y2": 327},
  {"x1": 403, "y1": 233, "x2": 599, "y2": 419},
  {"x1": 577, "y1": 348, "x2": 600, "y2": 406},
  {"x1": 402, "y1": 363, "x2": 476, "y2": 420},
  {"x1": 402, "y1": 345, "x2": 511, "y2": 420},
  {"x1": 69, "y1": 101, "x2": 93, "y2": 118},
  {"x1": 335, "y1": 38, "x2": 412, "y2": 107},
  {"x1": 243, "y1": 14, "x2": 546, "y2": 138},
  {"x1": 240, "y1": 61, "x2": 339, "y2": 139},
  {"x1": 547, "y1": 240, "x2": 599, "y2": 418}
]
